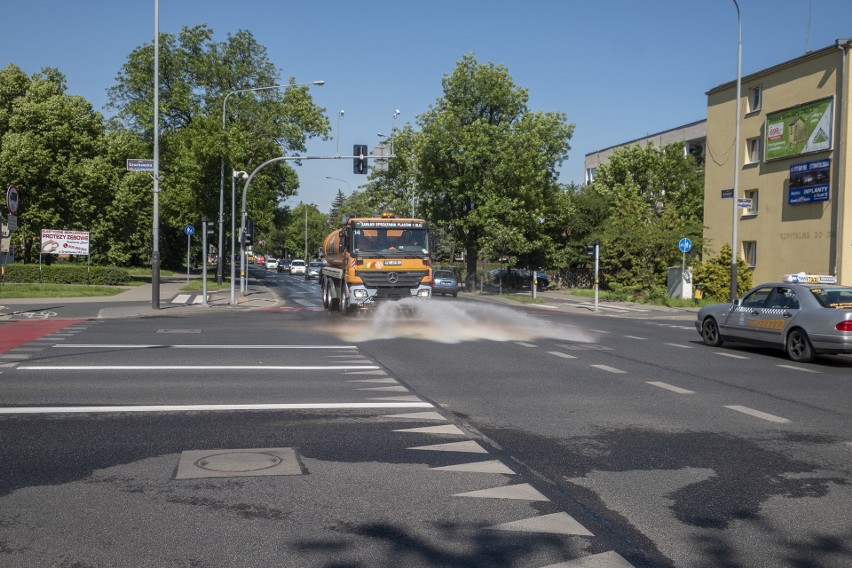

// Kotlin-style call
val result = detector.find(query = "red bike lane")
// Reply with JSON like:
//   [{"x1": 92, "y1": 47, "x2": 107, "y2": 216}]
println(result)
[{"x1": 0, "y1": 319, "x2": 86, "y2": 354}]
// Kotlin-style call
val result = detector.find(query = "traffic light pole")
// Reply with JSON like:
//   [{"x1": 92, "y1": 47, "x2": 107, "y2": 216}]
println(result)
[{"x1": 593, "y1": 241, "x2": 599, "y2": 313}]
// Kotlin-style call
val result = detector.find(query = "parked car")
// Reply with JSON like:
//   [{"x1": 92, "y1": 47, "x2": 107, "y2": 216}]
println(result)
[
  {"x1": 695, "y1": 272, "x2": 852, "y2": 363},
  {"x1": 431, "y1": 270, "x2": 459, "y2": 297},
  {"x1": 289, "y1": 259, "x2": 306, "y2": 275},
  {"x1": 277, "y1": 258, "x2": 291, "y2": 273},
  {"x1": 265, "y1": 257, "x2": 279, "y2": 270},
  {"x1": 305, "y1": 261, "x2": 323, "y2": 280}
]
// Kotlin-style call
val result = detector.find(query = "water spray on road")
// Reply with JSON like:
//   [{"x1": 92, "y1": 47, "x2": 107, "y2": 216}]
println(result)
[{"x1": 316, "y1": 299, "x2": 597, "y2": 344}]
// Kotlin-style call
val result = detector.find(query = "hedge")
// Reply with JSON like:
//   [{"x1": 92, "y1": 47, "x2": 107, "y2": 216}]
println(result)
[{"x1": 3, "y1": 263, "x2": 131, "y2": 286}]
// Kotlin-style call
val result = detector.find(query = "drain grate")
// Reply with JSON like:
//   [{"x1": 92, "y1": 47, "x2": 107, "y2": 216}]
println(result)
[{"x1": 175, "y1": 448, "x2": 304, "y2": 479}]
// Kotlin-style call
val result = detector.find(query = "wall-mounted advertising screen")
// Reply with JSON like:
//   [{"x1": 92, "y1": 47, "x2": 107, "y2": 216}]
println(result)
[
  {"x1": 789, "y1": 159, "x2": 830, "y2": 205},
  {"x1": 765, "y1": 97, "x2": 833, "y2": 161}
]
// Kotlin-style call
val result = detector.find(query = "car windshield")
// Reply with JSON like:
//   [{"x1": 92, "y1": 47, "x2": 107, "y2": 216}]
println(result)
[
  {"x1": 309, "y1": 263, "x2": 322, "y2": 269},
  {"x1": 810, "y1": 287, "x2": 852, "y2": 309},
  {"x1": 353, "y1": 228, "x2": 429, "y2": 256}
]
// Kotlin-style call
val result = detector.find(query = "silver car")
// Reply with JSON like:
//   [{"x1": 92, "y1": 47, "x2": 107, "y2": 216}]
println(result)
[{"x1": 696, "y1": 273, "x2": 852, "y2": 362}]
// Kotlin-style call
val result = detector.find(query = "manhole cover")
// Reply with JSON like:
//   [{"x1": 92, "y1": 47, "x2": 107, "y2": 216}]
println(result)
[{"x1": 175, "y1": 448, "x2": 303, "y2": 479}]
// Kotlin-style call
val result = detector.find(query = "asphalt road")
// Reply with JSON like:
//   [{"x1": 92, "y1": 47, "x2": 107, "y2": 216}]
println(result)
[{"x1": 0, "y1": 268, "x2": 850, "y2": 567}]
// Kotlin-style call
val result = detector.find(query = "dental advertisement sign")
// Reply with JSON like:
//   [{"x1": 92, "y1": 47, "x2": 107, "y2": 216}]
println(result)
[
  {"x1": 41, "y1": 229, "x2": 90, "y2": 255},
  {"x1": 788, "y1": 159, "x2": 830, "y2": 205},
  {"x1": 765, "y1": 97, "x2": 833, "y2": 161}
]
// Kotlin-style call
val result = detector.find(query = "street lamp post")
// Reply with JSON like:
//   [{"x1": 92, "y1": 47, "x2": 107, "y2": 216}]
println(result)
[
  {"x1": 730, "y1": 0, "x2": 743, "y2": 302},
  {"x1": 219, "y1": 80, "x2": 324, "y2": 285},
  {"x1": 230, "y1": 170, "x2": 248, "y2": 305},
  {"x1": 152, "y1": 0, "x2": 161, "y2": 310}
]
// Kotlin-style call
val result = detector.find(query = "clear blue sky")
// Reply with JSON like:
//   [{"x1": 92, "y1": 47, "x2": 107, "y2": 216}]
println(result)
[{"x1": 3, "y1": 0, "x2": 851, "y2": 213}]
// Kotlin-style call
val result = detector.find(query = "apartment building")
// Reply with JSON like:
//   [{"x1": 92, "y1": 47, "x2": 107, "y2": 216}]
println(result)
[{"x1": 704, "y1": 40, "x2": 852, "y2": 284}]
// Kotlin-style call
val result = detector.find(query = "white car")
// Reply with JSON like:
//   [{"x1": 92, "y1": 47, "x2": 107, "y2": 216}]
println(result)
[
  {"x1": 264, "y1": 258, "x2": 279, "y2": 270},
  {"x1": 289, "y1": 259, "x2": 306, "y2": 275}
]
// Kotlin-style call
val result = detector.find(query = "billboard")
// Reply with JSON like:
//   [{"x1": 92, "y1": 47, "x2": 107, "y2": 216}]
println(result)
[
  {"x1": 788, "y1": 159, "x2": 830, "y2": 205},
  {"x1": 765, "y1": 97, "x2": 833, "y2": 161},
  {"x1": 41, "y1": 229, "x2": 90, "y2": 255}
]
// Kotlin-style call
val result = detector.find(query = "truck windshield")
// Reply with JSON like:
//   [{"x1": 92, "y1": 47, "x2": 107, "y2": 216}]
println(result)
[{"x1": 353, "y1": 228, "x2": 429, "y2": 255}]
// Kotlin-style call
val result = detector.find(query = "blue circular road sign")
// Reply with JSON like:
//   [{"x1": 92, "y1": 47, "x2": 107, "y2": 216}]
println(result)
[
  {"x1": 184, "y1": 225, "x2": 195, "y2": 236},
  {"x1": 679, "y1": 237, "x2": 692, "y2": 253}
]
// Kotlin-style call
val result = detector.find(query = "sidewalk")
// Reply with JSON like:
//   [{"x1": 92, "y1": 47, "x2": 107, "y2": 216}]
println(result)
[
  {"x1": 468, "y1": 284, "x2": 700, "y2": 320},
  {"x1": 0, "y1": 273, "x2": 282, "y2": 319}
]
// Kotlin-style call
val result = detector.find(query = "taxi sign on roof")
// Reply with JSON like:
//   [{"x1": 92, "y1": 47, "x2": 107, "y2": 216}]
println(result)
[{"x1": 783, "y1": 272, "x2": 837, "y2": 284}]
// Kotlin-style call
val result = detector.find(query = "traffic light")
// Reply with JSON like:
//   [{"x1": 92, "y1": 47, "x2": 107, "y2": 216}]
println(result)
[
  {"x1": 353, "y1": 144, "x2": 368, "y2": 174},
  {"x1": 586, "y1": 241, "x2": 599, "y2": 258},
  {"x1": 242, "y1": 218, "x2": 255, "y2": 246},
  {"x1": 202, "y1": 217, "x2": 214, "y2": 237}
]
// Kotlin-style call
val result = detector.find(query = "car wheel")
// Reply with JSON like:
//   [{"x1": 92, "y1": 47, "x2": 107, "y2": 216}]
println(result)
[
  {"x1": 786, "y1": 328, "x2": 815, "y2": 363},
  {"x1": 701, "y1": 317, "x2": 723, "y2": 347}
]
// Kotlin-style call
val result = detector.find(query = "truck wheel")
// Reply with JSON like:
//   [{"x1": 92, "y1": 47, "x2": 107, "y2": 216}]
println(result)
[
  {"x1": 339, "y1": 281, "x2": 350, "y2": 314},
  {"x1": 321, "y1": 278, "x2": 330, "y2": 310}
]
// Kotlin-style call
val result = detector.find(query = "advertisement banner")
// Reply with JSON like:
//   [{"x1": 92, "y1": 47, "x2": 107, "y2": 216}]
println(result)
[
  {"x1": 765, "y1": 97, "x2": 833, "y2": 161},
  {"x1": 788, "y1": 159, "x2": 830, "y2": 205},
  {"x1": 40, "y1": 229, "x2": 90, "y2": 255}
]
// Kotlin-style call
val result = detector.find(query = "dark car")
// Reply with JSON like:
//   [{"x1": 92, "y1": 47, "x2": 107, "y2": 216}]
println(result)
[
  {"x1": 277, "y1": 258, "x2": 291, "y2": 273},
  {"x1": 431, "y1": 270, "x2": 459, "y2": 297},
  {"x1": 696, "y1": 273, "x2": 852, "y2": 363}
]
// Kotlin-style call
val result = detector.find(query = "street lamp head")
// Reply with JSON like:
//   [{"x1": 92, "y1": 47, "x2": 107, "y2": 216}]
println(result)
[
  {"x1": 377, "y1": 132, "x2": 387, "y2": 137},
  {"x1": 393, "y1": 109, "x2": 400, "y2": 118},
  {"x1": 339, "y1": 109, "x2": 345, "y2": 118},
  {"x1": 233, "y1": 170, "x2": 249, "y2": 180},
  {"x1": 312, "y1": 80, "x2": 325, "y2": 86}
]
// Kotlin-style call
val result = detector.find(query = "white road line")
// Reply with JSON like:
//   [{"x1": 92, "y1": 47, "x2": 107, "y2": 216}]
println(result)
[
  {"x1": 590, "y1": 329, "x2": 610, "y2": 334},
  {"x1": 623, "y1": 335, "x2": 647, "y2": 340},
  {"x1": 776, "y1": 364, "x2": 820, "y2": 373},
  {"x1": 52, "y1": 344, "x2": 358, "y2": 350},
  {"x1": 527, "y1": 304, "x2": 559, "y2": 310},
  {"x1": 715, "y1": 352, "x2": 749, "y2": 359},
  {"x1": 514, "y1": 342, "x2": 538, "y2": 348},
  {"x1": 19, "y1": 365, "x2": 380, "y2": 371},
  {"x1": 590, "y1": 364, "x2": 626, "y2": 374},
  {"x1": 0, "y1": 402, "x2": 433, "y2": 415},
  {"x1": 664, "y1": 343, "x2": 693, "y2": 349},
  {"x1": 647, "y1": 381, "x2": 695, "y2": 394},
  {"x1": 724, "y1": 405, "x2": 791, "y2": 424},
  {"x1": 172, "y1": 294, "x2": 191, "y2": 304},
  {"x1": 547, "y1": 351, "x2": 577, "y2": 359}
]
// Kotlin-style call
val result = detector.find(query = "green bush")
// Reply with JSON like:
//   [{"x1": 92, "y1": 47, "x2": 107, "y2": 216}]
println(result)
[
  {"x1": 4, "y1": 263, "x2": 131, "y2": 286},
  {"x1": 692, "y1": 244, "x2": 753, "y2": 301}
]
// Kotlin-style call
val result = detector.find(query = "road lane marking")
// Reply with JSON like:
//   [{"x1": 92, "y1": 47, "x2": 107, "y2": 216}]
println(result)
[
  {"x1": 664, "y1": 343, "x2": 693, "y2": 349},
  {"x1": 514, "y1": 342, "x2": 538, "y2": 347},
  {"x1": 52, "y1": 344, "x2": 359, "y2": 350},
  {"x1": 624, "y1": 335, "x2": 646, "y2": 340},
  {"x1": 0, "y1": 402, "x2": 433, "y2": 415},
  {"x1": 19, "y1": 365, "x2": 380, "y2": 371},
  {"x1": 547, "y1": 351, "x2": 577, "y2": 359},
  {"x1": 715, "y1": 352, "x2": 749, "y2": 359},
  {"x1": 590, "y1": 364, "x2": 626, "y2": 374},
  {"x1": 647, "y1": 381, "x2": 695, "y2": 394},
  {"x1": 776, "y1": 364, "x2": 820, "y2": 373},
  {"x1": 724, "y1": 405, "x2": 791, "y2": 423}
]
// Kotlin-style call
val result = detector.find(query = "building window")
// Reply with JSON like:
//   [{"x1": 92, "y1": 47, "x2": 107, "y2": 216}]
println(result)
[
  {"x1": 747, "y1": 137, "x2": 761, "y2": 164},
  {"x1": 743, "y1": 241, "x2": 757, "y2": 268},
  {"x1": 585, "y1": 167, "x2": 597, "y2": 184},
  {"x1": 749, "y1": 86, "x2": 762, "y2": 112},
  {"x1": 743, "y1": 189, "x2": 758, "y2": 216}
]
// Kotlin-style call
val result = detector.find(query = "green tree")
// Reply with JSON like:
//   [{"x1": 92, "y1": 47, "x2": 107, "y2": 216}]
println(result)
[
  {"x1": 415, "y1": 54, "x2": 574, "y2": 290},
  {"x1": 284, "y1": 203, "x2": 327, "y2": 260},
  {"x1": 0, "y1": 65, "x2": 120, "y2": 264},
  {"x1": 693, "y1": 243, "x2": 753, "y2": 301},
  {"x1": 576, "y1": 142, "x2": 704, "y2": 293},
  {"x1": 327, "y1": 189, "x2": 346, "y2": 227},
  {"x1": 107, "y1": 25, "x2": 329, "y2": 268}
]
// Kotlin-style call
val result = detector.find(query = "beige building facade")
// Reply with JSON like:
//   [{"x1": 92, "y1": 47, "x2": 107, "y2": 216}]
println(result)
[{"x1": 704, "y1": 40, "x2": 852, "y2": 285}]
